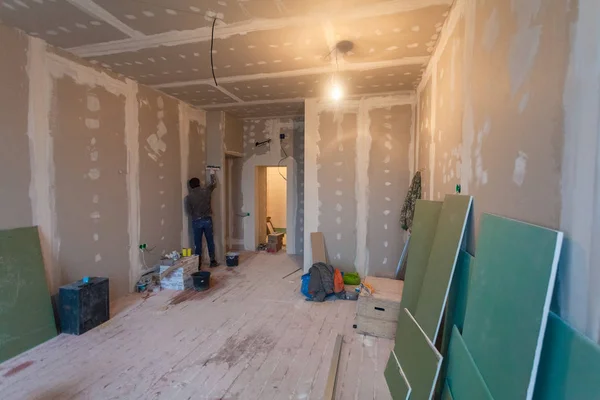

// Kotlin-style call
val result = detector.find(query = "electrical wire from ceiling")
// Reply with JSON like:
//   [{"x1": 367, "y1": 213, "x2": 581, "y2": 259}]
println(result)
[{"x1": 210, "y1": 17, "x2": 218, "y2": 86}]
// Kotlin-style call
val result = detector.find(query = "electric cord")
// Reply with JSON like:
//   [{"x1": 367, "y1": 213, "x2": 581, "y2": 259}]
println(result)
[{"x1": 210, "y1": 17, "x2": 218, "y2": 86}]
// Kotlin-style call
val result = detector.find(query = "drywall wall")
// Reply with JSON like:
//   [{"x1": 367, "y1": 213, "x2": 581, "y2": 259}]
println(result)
[
  {"x1": 1, "y1": 23, "x2": 206, "y2": 298},
  {"x1": 228, "y1": 156, "x2": 245, "y2": 249},
  {"x1": 417, "y1": 0, "x2": 600, "y2": 343},
  {"x1": 51, "y1": 75, "x2": 130, "y2": 298},
  {"x1": 138, "y1": 86, "x2": 183, "y2": 268},
  {"x1": 204, "y1": 111, "x2": 245, "y2": 259},
  {"x1": 224, "y1": 112, "x2": 244, "y2": 155},
  {"x1": 240, "y1": 117, "x2": 303, "y2": 253},
  {"x1": 293, "y1": 119, "x2": 306, "y2": 255},
  {"x1": 0, "y1": 26, "x2": 32, "y2": 230},
  {"x1": 559, "y1": 0, "x2": 600, "y2": 343},
  {"x1": 304, "y1": 94, "x2": 415, "y2": 275},
  {"x1": 416, "y1": 0, "x2": 573, "y2": 245}
]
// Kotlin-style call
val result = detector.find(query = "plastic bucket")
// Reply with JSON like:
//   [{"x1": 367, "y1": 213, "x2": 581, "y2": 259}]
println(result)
[
  {"x1": 191, "y1": 271, "x2": 211, "y2": 291},
  {"x1": 226, "y1": 252, "x2": 239, "y2": 267}
]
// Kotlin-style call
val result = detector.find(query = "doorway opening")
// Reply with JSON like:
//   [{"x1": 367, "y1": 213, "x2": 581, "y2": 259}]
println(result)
[{"x1": 255, "y1": 166, "x2": 287, "y2": 251}]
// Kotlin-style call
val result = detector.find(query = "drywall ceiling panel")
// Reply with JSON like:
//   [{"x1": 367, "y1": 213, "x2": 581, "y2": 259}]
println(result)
[
  {"x1": 340, "y1": 63, "x2": 426, "y2": 93},
  {"x1": 93, "y1": 0, "x2": 394, "y2": 36},
  {"x1": 0, "y1": 1, "x2": 127, "y2": 48},
  {"x1": 335, "y1": 5, "x2": 450, "y2": 63},
  {"x1": 210, "y1": 102, "x2": 304, "y2": 119},
  {"x1": 87, "y1": 25, "x2": 329, "y2": 85},
  {"x1": 161, "y1": 84, "x2": 236, "y2": 105},
  {"x1": 220, "y1": 74, "x2": 323, "y2": 101}
]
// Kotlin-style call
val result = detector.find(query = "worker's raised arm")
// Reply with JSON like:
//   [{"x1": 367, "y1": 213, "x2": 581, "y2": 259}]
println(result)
[{"x1": 208, "y1": 171, "x2": 217, "y2": 191}]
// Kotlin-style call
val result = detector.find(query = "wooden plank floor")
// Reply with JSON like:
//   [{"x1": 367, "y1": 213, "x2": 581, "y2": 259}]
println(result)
[{"x1": 0, "y1": 252, "x2": 393, "y2": 400}]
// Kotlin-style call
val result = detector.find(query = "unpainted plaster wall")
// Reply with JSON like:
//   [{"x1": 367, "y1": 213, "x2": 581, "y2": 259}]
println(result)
[
  {"x1": 51, "y1": 77, "x2": 130, "y2": 298},
  {"x1": 416, "y1": 0, "x2": 600, "y2": 341},
  {"x1": 138, "y1": 86, "x2": 183, "y2": 268},
  {"x1": 293, "y1": 119, "x2": 306, "y2": 255},
  {"x1": 224, "y1": 112, "x2": 244, "y2": 155},
  {"x1": 0, "y1": 26, "x2": 32, "y2": 230},
  {"x1": 240, "y1": 118, "x2": 303, "y2": 253},
  {"x1": 1, "y1": 23, "x2": 206, "y2": 298},
  {"x1": 304, "y1": 95, "x2": 415, "y2": 275}
]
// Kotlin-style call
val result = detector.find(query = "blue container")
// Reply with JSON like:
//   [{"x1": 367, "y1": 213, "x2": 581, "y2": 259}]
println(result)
[{"x1": 301, "y1": 273, "x2": 312, "y2": 299}]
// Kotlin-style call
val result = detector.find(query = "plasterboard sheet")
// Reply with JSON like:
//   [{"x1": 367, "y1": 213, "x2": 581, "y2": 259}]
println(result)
[
  {"x1": 210, "y1": 102, "x2": 304, "y2": 119},
  {"x1": 384, "y1": 351, "x2": 411, "y2": 400},
  {"x1": 443, "y1": 326, "x2": 493, "y2": 400},
  {"x1": 94, "y1": 0, "x2": 394, "y2": 36},
  {"x1": 221, "y1": 74, "x2": 323, "y2": 102},
  {"x1": 87, "y1": 25, "x2": 329, "y2": 85},
  {"x1": 161, "y1": 84, "x2": 236, "y2": 105},
  {"x1": 461, "y1": 214, "x2": 563, "y2": 400},
  {"x1": 394, "y1": 308, "x2": 442, "y2": 400},
  {"x1": 399, "y1": 200, "x2": 443, "y2": 314},
  {"x1": 0, "y1": 1, "x2": 127, "y2": 48},
  {"x1": 334, "y1": 5, "x2": 450, "y2": 62},
  {"x1": 533, "y1": 312, "x2": 600, "y2": 400},
  {"x1": 340, "y1": 64, "x2": 425, "y2": 93},
  {"x1": 414, "y1": 194, "x2": 472, "y2": 342}
]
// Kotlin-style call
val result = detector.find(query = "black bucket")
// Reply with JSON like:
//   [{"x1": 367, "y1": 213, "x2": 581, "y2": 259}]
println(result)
[
  {"x1": 191, "y1": 271, "x2": 211, "y2": 291},
  {"x1": 226, "y1": 252, "x2": 239, "y2": 267}
]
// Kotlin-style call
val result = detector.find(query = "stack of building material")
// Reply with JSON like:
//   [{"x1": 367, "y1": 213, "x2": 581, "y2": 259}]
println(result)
[
  {"x1": 159, "y1": 255, "x2": 198, "y2": 290},
  {"x1": 355, "y1": 276, "x2": 404, "y2": 339},
  {"x1": 267, "y1": 232, "x2": 284, "y2": 253}
]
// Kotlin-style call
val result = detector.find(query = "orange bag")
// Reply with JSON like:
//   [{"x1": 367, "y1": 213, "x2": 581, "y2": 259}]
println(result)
[{"x1": 334, "y1": 268, "x2": 345, "y2": 294}]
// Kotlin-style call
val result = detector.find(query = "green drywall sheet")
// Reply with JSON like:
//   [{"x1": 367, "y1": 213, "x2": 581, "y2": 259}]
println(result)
[
  {"x1": 0, "y1": 227, "x2": 56, "y2": 363},
  {"x1": 414, "y1": 195, "x2": 472, "y2": 342},
  {"x1": 533, "y1": 312, "x2": 600, "y2": 400},
  {"x1": 441, "y1": 383, "x2": 454, "y2": 400},
  {"x1": 385, "y1": 351, "x2": 411, "y2": 400},
  {"x1": 394, "y1": 308, "x2": 442, "y2": 400},
  {"x1": 462, "y1": 214, "x2": 563, "y2": 400},
  {"x1": 437, "y1": 250, "x2": 475, "y2": 398},
  {"x1": 400, "y1": 200, "x2": 442, "y2": 314},
  {"x1": 443, "y1": 326, "x2": 493, "y2": 400}
]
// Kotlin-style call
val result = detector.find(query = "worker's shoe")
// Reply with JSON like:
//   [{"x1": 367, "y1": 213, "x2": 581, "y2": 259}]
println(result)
[{"x1": 210, "y1": 260, "x2": 220, "y2": 268}]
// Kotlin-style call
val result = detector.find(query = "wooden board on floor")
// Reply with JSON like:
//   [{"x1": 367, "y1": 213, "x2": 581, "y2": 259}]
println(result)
[
  {"x1": 414, "y1": 195, "x2": 472, "y2": 342},
  {"x1": 442, "y1": 326, "x2": 493, "y2": 400},
  {"x1": 384, "y1": 351, "x2": 410, "y2": 400},
  {"x1": 461, "y1": 214, "x2": 563, "y2": 400},
  {"x1": 392, "y1": 308, "x2": 442, "y2": 400},
  {"x1": 323, "y1": 334, "x2": 342, "y2": 400},
  {"x1": 400, "y1": 200, "x2": 443, "y2": 314},
  {"x1": 311, "y1": 232, "x2": 327, "y2": 264},
  {"x1": 0, "y1": 227, "x2": 56, "y2": 363},
  {"x1": 533, "y1": 312, "x2": 600, "y2": 400}
]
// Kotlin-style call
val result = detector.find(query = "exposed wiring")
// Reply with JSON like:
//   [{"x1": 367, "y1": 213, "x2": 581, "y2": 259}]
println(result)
[{"x1": 210, "y1": 17, "x2": 218, "y2": 86}]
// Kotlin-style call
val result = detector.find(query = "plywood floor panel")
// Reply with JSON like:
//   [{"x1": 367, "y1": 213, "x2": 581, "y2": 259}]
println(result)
[{"x1": 0, "y1": 252, "x2": 391, "y2": 400}]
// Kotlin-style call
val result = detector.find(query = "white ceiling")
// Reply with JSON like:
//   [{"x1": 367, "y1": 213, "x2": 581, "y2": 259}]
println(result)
[{"x1": 0, "y1": 0, "x2": 452, "y2": 118}]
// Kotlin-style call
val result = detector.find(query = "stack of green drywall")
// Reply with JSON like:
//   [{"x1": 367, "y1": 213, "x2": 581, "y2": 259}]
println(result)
[
  {"x1": 443, "y1": 214, "x2": 563, "y2": 400},
  {"x1": 0, "y1": 227, "x2": 57, "y2": 363},
  {"x1": 385, "y1": 195, "x2": 472, "y2": 400}
]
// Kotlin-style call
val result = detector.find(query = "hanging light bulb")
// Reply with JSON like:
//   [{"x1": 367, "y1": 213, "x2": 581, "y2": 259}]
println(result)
[{"x1": 330, "y1": 82, "x2": 343, "y2": 101}]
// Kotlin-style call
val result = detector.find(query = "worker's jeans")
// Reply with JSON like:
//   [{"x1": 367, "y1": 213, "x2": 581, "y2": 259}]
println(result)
[{"x1": 193, "y1": 217, "x2": 216, "y2": 262}]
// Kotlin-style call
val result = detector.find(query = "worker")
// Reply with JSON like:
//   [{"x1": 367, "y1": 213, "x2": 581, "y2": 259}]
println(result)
[{"x1": 186, "y1": 170, "x2": 219, "y2": 268}]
